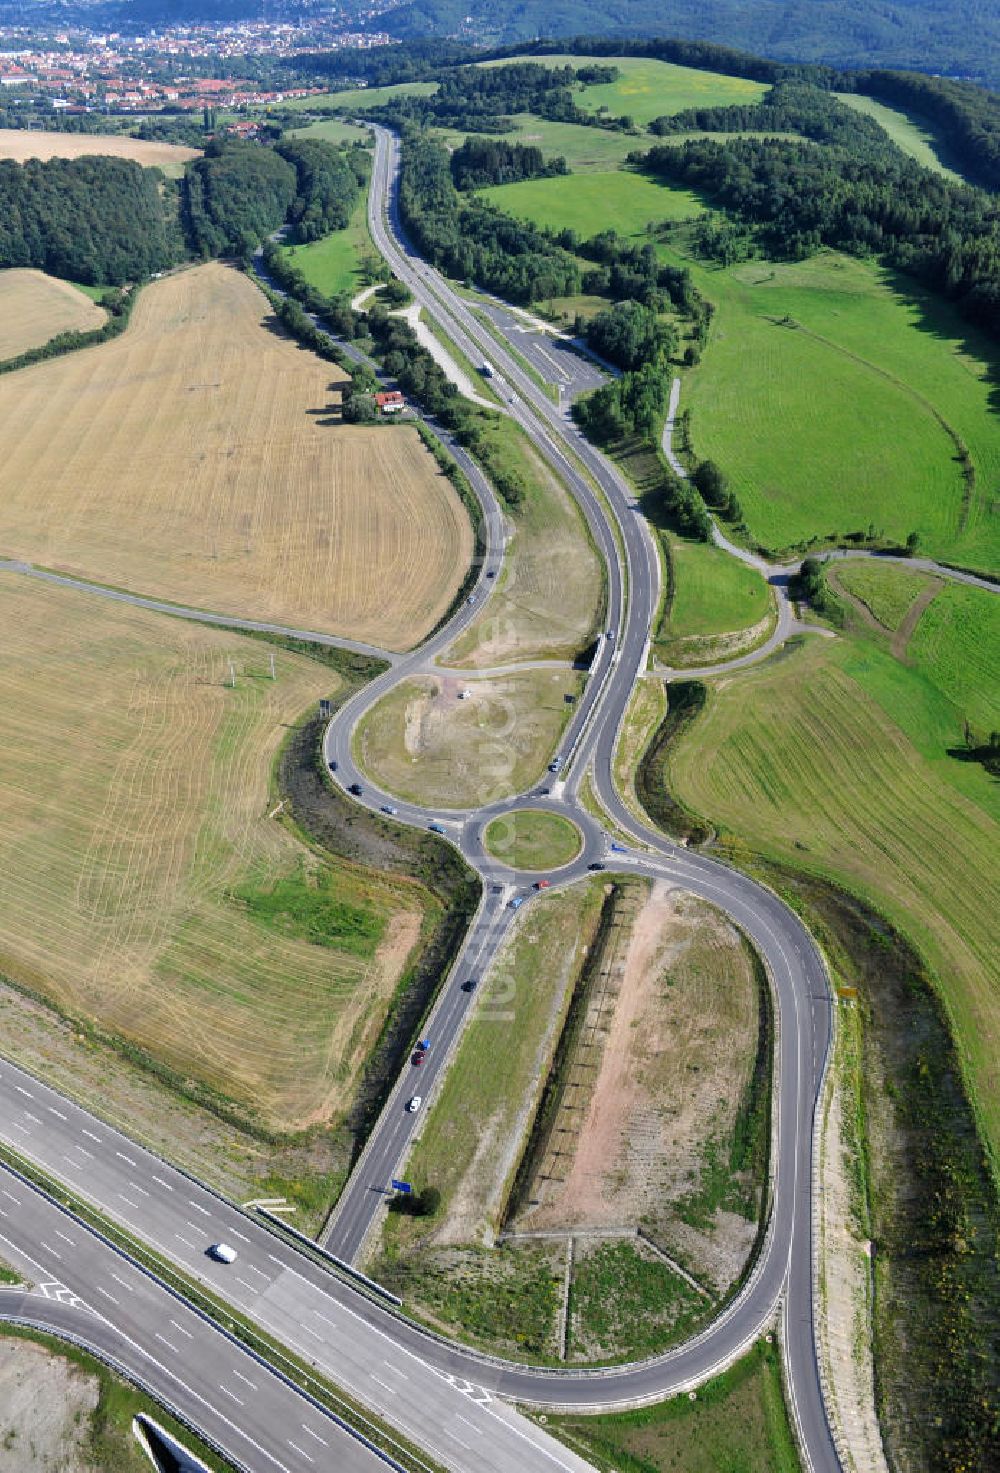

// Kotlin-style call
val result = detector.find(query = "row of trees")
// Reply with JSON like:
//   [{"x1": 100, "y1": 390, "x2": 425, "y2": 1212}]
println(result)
[{"x1": 275, "y1": 137, "x2": 368, "y2": 243}]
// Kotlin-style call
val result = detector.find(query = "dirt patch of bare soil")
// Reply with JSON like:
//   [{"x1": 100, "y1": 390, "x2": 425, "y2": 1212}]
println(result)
[
  {"x1": 0, "y1": 1338, "x2": 100, "y2": 1472},
  {"x1": 515, "y1": 882, "x2": 761, "y2": 1292}
]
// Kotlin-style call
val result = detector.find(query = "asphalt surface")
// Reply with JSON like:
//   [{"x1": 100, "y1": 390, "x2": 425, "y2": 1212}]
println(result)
[{"x1": 474, "y1": 301, "x2": 608, "y2": 403}]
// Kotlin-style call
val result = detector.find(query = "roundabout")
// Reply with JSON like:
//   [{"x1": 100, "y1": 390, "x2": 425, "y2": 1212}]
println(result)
[{"x1": 482, "y1": 808, "x2": 584, "y2": 871}]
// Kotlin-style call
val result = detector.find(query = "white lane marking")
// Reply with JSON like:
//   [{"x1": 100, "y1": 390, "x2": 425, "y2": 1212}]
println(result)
[
  {"x1": 24, "y1": 1112, "x2": 42, "y2": 1124},
  {"x1": 301, "y1": 1323, "x2": 323, "y2": 1341},
  {"x1": 74, "y1": 1145, "x2": 94, "y2": 1160},
  {"x1": 232, "y1": 1369, "x2": 257, "y2": 1391},
  {"x1": 229, "y1": 1229, "x2": 250, "y2": 1243},
  {"x1": 118, "y1": 1195, "x2": 140, "y2": 1210},
  {"x1": 175, "y1": 1234, "x2": 197, "y2": 1249},
  {"x1": 54, "y1": 1230, "x2": 74, "y2": 1246},
  {"x1": 110, "y1": 1273, "x2": 133, "y2": 1292},
  {"x1": 446, "y1": 1429, "x2": 472, "y2": 1450},
  {"x1": 115, "y1": 1151, "x2": 137, "y2": 1166},
  {"x1": 235, "y1": 1276, "x2": 257, "y2": 1292},
  {"x1": 169, "y1": 1320, "x2": 194, "y2": 1340},
  {"x1": 154, "y1": 1333, "x2": 179, "y2": 1353},
  {"x1": 219, "y1": 1385, "x2": 244, "y2": 1406},
  {"x1": 312, "y1": 1309, "x2": 335, "y2": 1327},
  {"x1": 1, "y1": 1190, "x2": 19, "y2": 1205},
  {"x1": 244, "y1": 1263, "x2": 270, "y2": 1281},
  {"x1": 371, "y1": 1375, "x2": 395, "y2": 1394},
  {"x1": 81, "y1": 1129, "x2": 101, "y2": 1143},
  {"x1": 186, "y1": 1221, "x2": 205, "y2": 1233},
  {"x1": 47, "y1": 1106, "x2": 68, "y2": 1121},
  {"x1": 96, "y1": 1286, "x2": 119, "y2": 1305},
  {"x1": 10, "y1": 1122, "x2": 30, "y2": 1134},
  {"x1": 14, "y1": 1086, "x2": 32, "y2": 1098},
  {"x1": 187, "y1": 1200, "x2": 211, "y2": 1217},
  {"x1": 301, "y1": 1426, "x2": 328, "y2": 1447},
  {"x1": 127, "y1": 1181, "x2": 150, "y2": 1197},
  {"x1": 61, "y1": 1154, "x2": 80, "y2": 1171},
  {"x1": 0, "y1": 1229, "x2": 292, "y2": 1473},
  {"x1": 287, "y1": 1442, "x2": 313, "y2": 1465},
  {"x1": 150, "y1": 1175, "x2": 173, "y2": 1191},
  {"x1": 456, "y1": 1414, "x2": 482, "y2": 1435},
  {"x1": 39, "y1": 1242, "x2": 61, "y2": 1261}
]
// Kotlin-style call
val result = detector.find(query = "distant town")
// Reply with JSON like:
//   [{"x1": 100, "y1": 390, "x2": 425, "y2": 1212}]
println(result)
[{"x1": 0, "y1": 16, "x2": 389, "y2": 114}]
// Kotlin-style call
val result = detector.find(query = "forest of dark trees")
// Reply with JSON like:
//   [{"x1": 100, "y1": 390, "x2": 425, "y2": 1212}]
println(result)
[
  {"x1": 183, "y1": 141, "x2": 299, "y2": 257},
  {"x1": 0, "y1": 155, "x2": 182, "y2": 284},
  {"x1": 450, "y1": 136, "x2": 567, "y2": 189},
  {"x1": 183, "y1": 136, "x2": 366, "y2": 257},
  {"x1": 275, "y1": 137, "x2": 369, "y2": 242}
]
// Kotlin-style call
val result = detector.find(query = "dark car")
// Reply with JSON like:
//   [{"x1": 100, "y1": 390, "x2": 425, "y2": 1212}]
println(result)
[
  {"x1": 412, "y1": 1050, "x2": 425, "y2": 1066},
  {"x1": 588, "y1": 862, "x2": 605, "y2": 871},
  {"x1": 349, "y1": 783, "x2": 363, "y2": 796},
  {"x1": 461, "y1": 978, "x2": 478, "y2": 992},
  {"x1": 328, "y1": 759, "x2": 337, "y2": 772}
]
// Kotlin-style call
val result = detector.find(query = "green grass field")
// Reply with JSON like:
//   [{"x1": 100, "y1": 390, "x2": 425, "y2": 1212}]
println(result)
[
  {"x1": 836, "y1": 94, "x2": 963, "y2": 181},
  {"x1": 550, "y1": 1338, "x2": 799, "y2": 1473},
  {"x1": 281, "y1": 81, "x2": 437, "y2": 112},
  {"x1": 906, "y1": 582, "x2": 1000, "y2": 736},
  {"x1": 290, "y1": 115, "x2": 373, "y2": 146},
  {"x1": 671, "y1": 248, "x2": 1000, "y2": 569},
  {"x1": 832, "y1": 558, "x2": 936, "y2": 630},
  {"x1": 666, "y1": 536, "x2": 772, "y2": 639},
  {"x1": 669, "y1": 614, "x2": 1000, "y2": 1168},
  {"x1": 483, "y1": 809, "x2": 582, "y2": 870},
  {"x1": 279, "y1": 186, "x2": 373, "y2": 298},
  {"x1": 481, "y1": 169, "x2": 705, "y2": 238},
  {"x1": 481, "y1": 54, "x2": 768, "y2": 124}
]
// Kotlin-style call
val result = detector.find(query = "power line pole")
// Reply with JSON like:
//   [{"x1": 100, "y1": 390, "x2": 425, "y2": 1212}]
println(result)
[{"x1": 229, "y1": 661, "x2": 237, "y2": 689}]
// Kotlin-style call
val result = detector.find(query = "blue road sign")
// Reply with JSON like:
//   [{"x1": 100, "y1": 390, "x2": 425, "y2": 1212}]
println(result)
[{"x1": 391, "y1": 1179, "x2": 413, "y2": 1195}]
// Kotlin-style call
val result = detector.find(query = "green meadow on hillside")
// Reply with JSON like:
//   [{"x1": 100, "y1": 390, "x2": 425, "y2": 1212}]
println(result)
[
  {"x1": 482, "y1": 53, "x2": 768, "y2": 123},
  {"x1": 835, "y1": 93, "x2": 962, "y2": 180},
  {"x1": 481, "y1": 169, "x2": 705, "y2": 238},
  {"x1": 280, "y1": 187, "x2": 373, "y2": 297}
]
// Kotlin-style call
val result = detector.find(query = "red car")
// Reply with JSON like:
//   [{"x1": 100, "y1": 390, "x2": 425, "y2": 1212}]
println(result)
[
  {"x1": 412, "y1": 1050, "x2": 425, "y2": 1066},
  {"x1": 535, "y1": 879, "x2": 551, "y2": 890}
]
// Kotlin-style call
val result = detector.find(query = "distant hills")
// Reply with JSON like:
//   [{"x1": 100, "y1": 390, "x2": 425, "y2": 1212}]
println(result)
[
  {"x1": 3, "y1": 0, "x2": 997, "y2": 89},
  {"x1": 375, "y1": 0, "x2": 1000, "y2": 88}
]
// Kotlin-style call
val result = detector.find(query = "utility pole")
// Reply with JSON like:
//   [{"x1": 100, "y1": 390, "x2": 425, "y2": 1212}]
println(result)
[
  {"x1": 269, "y1": 652, "x2": 276, "y2": 680},
  {"x1": 229, "y1": 661, "x2": 237, "y2": 689}
]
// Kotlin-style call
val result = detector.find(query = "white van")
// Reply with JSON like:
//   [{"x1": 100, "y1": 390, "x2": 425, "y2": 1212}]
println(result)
[{"x1": 209, "y1": 1243, "x2": 237, "y2": 1264}]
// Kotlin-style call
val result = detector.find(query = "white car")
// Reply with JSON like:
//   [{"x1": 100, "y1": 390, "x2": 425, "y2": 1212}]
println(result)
[
  {"x1": 407, "y1": 1096, "x2": 423, "y2": 1113},
  {"x1": 209, "y1": 1243, "x2": 237, "y2": 1264}
]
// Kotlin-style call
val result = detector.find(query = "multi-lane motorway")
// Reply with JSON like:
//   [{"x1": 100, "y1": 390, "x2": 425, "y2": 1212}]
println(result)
[{"x1": 0, "y1": 121, "x2": 851, "y2": 1473}]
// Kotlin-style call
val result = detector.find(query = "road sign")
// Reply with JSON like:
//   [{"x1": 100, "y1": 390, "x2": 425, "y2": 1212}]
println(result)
[
  {"x1": 319, "y1": 698, "x2": 332, "y2": 717},
  {"x1": 391, "y1": 1179, "x2": 413, "y2": 1195}
]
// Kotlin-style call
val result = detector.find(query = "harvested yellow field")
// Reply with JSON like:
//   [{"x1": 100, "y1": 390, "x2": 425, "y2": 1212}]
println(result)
[
  {"x1": 0, "y1": 574, "x2": 424, "y2": 1133},
  {"x1": 0, "y1": 127, "x2": 199, "y2": 174},
  {"x1": 0, "y1": 269, "x2": 105, "y2": 359},
  {"x1": 0, "y1": 264, "x2": 472, "y2": 651}
]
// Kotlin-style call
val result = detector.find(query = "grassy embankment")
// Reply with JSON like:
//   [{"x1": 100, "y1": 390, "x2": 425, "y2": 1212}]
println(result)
[
  {"x1": 444, "y1": 411, "x2": 605, "y2": 665},
  {"x1": 0, "y1": 1325, "x2": 232, "y2": 1473},
  {"x1": 548, "y1": 1337, "x2": 799, "y2": 1473},
  {"x1": 656, "y1": 536, "x2": 773, "y2": 665},
  {"x1": 354, "y1": 668, "x2": 584, "y2": 809}
]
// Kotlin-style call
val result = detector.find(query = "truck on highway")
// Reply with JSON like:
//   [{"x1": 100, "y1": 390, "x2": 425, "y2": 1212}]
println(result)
[{"x1": 478, "y1": 361, "x2": 493, "y2": 378}]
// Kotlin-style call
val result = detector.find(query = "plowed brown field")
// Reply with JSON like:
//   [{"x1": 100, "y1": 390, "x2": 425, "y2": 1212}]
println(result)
[
  {"x1": 0, "y1": 264, "x2": 472, "y2": 650},
  {"x1": 0, "y1": 573, "x2": 423, "y2": 1132},
  {"x1": 0, "y1": 269, "x2": 105, "y2": 359}
]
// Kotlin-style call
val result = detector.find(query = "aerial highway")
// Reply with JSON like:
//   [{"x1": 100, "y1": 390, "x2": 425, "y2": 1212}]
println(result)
[{"x1": 0, "y1": 123, "x2": 856, "y2": 1473}]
